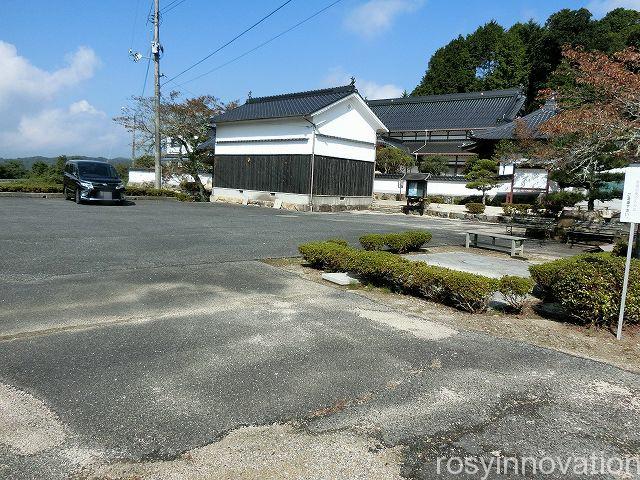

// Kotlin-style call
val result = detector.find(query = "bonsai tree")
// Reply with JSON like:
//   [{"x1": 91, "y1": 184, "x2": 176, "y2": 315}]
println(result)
[
  {"x1": 375, "y1": 147, "x2": 415, "y2": 174},
  {"x1": 418, "y1": 155, "x2": 449, "y2": 176},
  {"x1": 464, "y1": 156, "x2": 499, "y2": 204}
]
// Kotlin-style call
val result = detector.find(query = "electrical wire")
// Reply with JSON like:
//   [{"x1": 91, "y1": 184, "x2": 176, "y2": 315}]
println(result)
[
  {"x1": 129, "y1": 0, "x2": 143, "y2": 49},
  {"x1": 173, "y1": 0, "x2": 343, "y2": 88},
  {"x1": 161, "y1": 0, "x2": 189, "y2": 15},
  {"x1": 162, "y1": 0, "x2": 294, "y2": 86}
]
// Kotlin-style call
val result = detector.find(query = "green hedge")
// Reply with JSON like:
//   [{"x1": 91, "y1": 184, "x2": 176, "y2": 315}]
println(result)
[
  {"x1": 124, "y1": 185, "x2": 192, "y2": 201},
  {"x1": 465, "y1": 202, "x2": 486, "y2": 214},
  {"x1": 359, "y1": 230, "x2": 432, "y2": 253},
  {"x1": 529, "y1": 253, "x2": 640, "y2": 327},
  {"x1": 0, "y1": 180, "x2": 63, "y2": 193},
  {"x1": 298, "y1": 241, "x2": 504, "y2": 313},
  {"x1": 498, "y1": 275, "x2": 534, "y2": 312}
]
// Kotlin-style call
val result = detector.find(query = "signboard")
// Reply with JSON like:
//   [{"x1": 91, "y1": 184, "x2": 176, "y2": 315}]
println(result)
[{"x1": 620, "y1": 167, "x2": 640, "y2": 223}]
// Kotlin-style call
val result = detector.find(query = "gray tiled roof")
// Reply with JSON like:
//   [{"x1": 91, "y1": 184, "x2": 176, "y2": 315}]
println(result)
[
  {"x1": 212, "y1": 85, "x2": 357, "y2": 123},
  {"x1": 367, "y1": 88, "x2": 525, "y2": 132},
  {"x1": 472, "y1": 99, "x2": 558, "y2": 140},
  {"x1": 412, "y1": 141, "x2": 475, "y2": 155},
  {"x1": 196, "y1": 127, "x2": 216, "y2": 152}
]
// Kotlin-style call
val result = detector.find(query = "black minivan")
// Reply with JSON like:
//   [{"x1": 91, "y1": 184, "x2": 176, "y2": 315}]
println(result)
[{"x1": 63, "y1": 160, "x2": 126, "y2": 204}]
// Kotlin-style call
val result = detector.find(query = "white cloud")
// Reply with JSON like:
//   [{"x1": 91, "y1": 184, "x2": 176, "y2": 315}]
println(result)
[
  {"x1": 357, "y1": 79, "x2": 404, "y2": 99},
  {"x1": 344, "y1": 0, "x2": 425, "y2": 38},
  {"x1": 0, "y1": 42, "x2": 127, "y2": 157},
  {"x1": 0, "y1": 42, "x2": 99, "y2": 111},
  {"x1": 323, "y1": 68, "x2": 403, "y2": 99},
  {"x1": 587, "y1": 0, "x2": 640, "y2": 17}
]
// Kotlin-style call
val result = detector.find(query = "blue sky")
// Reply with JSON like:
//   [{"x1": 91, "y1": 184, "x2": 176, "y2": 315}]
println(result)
[{"x1": 0, "y1": 0, "x2": 637, "y2": 158}]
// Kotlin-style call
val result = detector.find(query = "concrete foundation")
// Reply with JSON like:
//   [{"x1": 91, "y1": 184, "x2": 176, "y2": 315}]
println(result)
[{"x1": 212, "y1": 187, "x2": 371, "y2": 212}]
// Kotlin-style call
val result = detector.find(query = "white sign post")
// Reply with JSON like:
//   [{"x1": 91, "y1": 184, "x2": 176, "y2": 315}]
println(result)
[{"x1": 617, "y1": 166, "x2": 640, "y2": 340}]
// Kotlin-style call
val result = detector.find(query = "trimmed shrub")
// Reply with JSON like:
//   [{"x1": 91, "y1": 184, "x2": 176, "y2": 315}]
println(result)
[
  {"x1": 298, "y1": 241, "x2": 353, "y2": 271},
  {"x1": 0, "y1": 180, "x2": 63, "y2": 193},
  {"x1": 359, "y1": 230, "x2": 432, "y2": 253},
  {"x1": 501, "y1": 203, "x2": 532, "y2": 216},
  {"x1": 444, "y1": 270, "x2": 498, "y2": 313},
  {"x1": 554, "y1": 255, "x2": 622, "y2": 326},
  {"x1": 529, "y1": 253, "x2": 640, "y2": 327},
  {"x1": 326, "y1": 238, "x2": 349, "y2": 247},
  {"x1": 426, "y1": 195, "x2": 445, "y2": 204},
  {"x1": 124, "y1": 185, "x2": 178, "y2": 197},
  {"x1": 465, "y1": 202, "x2": 486, "y2": 214},
  {"x1": 359, "y1": 234, "x2": 386, "y2": 251},
  {"x1": 498, "y1": 276, "x2": 534, "y2": 312},
  {"x1": 299, "y1": 240, "x2": 504, "y2": 314},
  {"x1": 529, "y1": 254, "x2": 597, "y2": 300}
]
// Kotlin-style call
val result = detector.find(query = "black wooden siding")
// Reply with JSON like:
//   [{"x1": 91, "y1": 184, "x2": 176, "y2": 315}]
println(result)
[
  {"x1": 313, "y1": 156, "x2": 373, "y2": 197},
  {"x1": 214, "y1": 154, "x2": 373, "y2": 197},
  {"x1": 214, "y1": 155, "x2": 311, "y2": 194}
]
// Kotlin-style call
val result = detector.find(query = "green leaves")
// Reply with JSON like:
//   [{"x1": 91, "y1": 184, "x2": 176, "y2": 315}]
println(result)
[{"x1": 375, "y1": 147, "x2": 415, "y2": 174}]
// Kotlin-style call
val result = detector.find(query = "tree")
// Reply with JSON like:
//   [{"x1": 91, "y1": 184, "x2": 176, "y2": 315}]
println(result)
[
  {"x1": 0, "y1": 160, "x2": 27, "y2": 179},
  {"x1": 114, "y1": 163, "x2": 129, "y2": 183},
  {"x1": 53, "y1": 155, "x2": 67, "y2": 176},
  {"x1": 115, "y1": 91, "x2": 236, "y2": 201},
  {"x1": 133, "y1": 154, "x2": 155, "y2": 168},
  {"x1": 413, "y1": 36, "x2": 477, "y2": 96},
  {"x1": 484, "y1": 29, "x2": 528, "y2": 90},
  {"x1": 375, "y1": 147, "x2": 415, "y2": 174},
  {"x1": 465, "y1": 157, "x2": 499, "y2": 204},
  {"x1": 418, "y1": 155, "x2": 449, "y2": 176},
  {"x1": 467, "y1": 21, "x2": 505, "y2": 81},
  {"x1": 30, "y1": 161, "x2": 50, "y2": 177},
  {"x1": 411, "y1": 7, "x2": 639, "y2": 111},
  {"x1": 539, "y1": 47, "x2": 640, "y2": 210}
]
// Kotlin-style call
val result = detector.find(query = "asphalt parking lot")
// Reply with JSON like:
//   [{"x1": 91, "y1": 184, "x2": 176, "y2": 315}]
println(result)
[{"x1": 1, "y1": 198, "x2": 639, "y2": 479}]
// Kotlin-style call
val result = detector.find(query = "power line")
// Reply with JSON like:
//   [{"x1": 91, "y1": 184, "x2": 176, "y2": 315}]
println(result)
[
  {"x1": 161, "y1": 0, "x2": 188, "y2": 15},
  {"x1": 129, "y1": 0, "x2": 143, "y2": 49},
  {"x1": 140, "y1": 49, "x2": 152, "y2": 98},
  {"x1": 163, "y1": 0, "x2": 294, "y2": 86},
  {"x1": 173, "y1": 0, "x2": 343, "y2": 89}
]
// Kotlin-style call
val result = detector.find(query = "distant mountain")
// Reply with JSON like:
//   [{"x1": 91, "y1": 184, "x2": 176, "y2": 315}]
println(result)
[{"x1": 0, "y1": 156, "x2": 131, "y2": 168}]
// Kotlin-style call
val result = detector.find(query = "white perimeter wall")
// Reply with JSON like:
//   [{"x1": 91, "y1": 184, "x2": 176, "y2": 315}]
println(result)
[
  {"x1": 374, "y1": 169, "x2": 550, "y2": 198},
  {"x1": 128, "y1": 169, "x2": 212, "y2": 189}
]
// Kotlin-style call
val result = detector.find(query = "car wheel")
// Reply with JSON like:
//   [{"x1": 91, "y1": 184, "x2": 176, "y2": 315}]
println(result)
[
  {"x1": 63, "y1": 187, "x2": 69, "y2": 200},
  {"x1": 75, "y1": 188, "x2": 82, "y2": 204}
]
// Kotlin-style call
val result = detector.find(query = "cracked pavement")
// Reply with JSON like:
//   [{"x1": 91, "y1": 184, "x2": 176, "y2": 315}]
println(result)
[{"x1": 0, "y1": 198, "x2": 638, "y2": 479}]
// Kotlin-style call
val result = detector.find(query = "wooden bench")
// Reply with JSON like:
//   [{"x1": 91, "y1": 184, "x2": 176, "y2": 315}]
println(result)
[
  {"x1": 567, "y1": 222, "x2": 622, "y2": 247},
  {"x1": 505, "y1": 215, "x2": 556, "y2": 242},
  {"x1": 466, "y1": 231, "x2": 526, "y2": 257}
]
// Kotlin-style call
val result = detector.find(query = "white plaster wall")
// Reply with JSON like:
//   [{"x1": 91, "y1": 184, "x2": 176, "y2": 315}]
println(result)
[
  {"x1": 128, "y1": 169, "x2": 212, "y2": 189},
  {"x1": 214, "y1": 95, "x2": 382, "y2": 162},
  {"x1": 313, "y1": 97, "x2": 379, "y2": 144},
  {"x1": 374, "y1": 178, "x2": 405, "y2": 195},
  {"x1": 314, "y1": 136, "x2": 375, "y2": 162},
  {"x1": 312, "y1": 95, "x2": 379, "y2": 162},
  {"x1": 214, "y1": 118, "x2": 312, "y2": 155}
]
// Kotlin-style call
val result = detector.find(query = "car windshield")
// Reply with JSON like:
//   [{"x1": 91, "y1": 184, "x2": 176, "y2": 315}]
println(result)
[{"x1": 77, "y1": 162, "x2": 118, "y2": 178}]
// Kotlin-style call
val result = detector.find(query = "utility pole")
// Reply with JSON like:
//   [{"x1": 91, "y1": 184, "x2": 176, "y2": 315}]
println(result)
[
  {"x1": 152, "y1": 0, "x2": 162, "y2": 189},
  {"x1": 131, "y1": 113, "x2": 136, "y2": 167}
]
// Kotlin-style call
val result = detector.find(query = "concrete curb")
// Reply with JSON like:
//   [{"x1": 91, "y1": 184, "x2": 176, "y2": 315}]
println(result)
[{"x1": 369, "y1": 206, "x2": 503, "y2": 224}]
